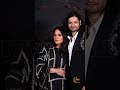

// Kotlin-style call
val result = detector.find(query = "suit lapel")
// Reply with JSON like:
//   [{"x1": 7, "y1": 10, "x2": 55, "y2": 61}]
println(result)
[
  {"x1": 90, "y1": 13, "x2": 114, "y2": 56},
  {"x1": 71, "y1": 31, "x2": 83, "y2": 58}
]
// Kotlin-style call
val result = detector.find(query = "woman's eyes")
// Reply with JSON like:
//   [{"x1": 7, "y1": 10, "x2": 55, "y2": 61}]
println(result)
[{"x1": 54, "y1": 34, "x2": 62, "y2": 36}]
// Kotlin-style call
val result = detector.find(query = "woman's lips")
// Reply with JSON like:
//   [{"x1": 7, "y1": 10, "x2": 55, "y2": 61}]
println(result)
[{"x1": 55, "y1": 40, "x2": 59, "y2": 42}]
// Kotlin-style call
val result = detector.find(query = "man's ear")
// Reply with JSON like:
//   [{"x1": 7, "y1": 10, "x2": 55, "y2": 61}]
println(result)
[{"x1": 80, "y1": 20, "x2": 81, "y2": 25}]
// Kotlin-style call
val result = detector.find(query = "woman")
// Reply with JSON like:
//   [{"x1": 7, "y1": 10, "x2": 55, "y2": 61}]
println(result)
[
  {"x1": 47, "y1": 26, "x2": 69, "y2": 90},
  {"x1": 36, "y1": 26, "x2": 69, "y2": 90}
]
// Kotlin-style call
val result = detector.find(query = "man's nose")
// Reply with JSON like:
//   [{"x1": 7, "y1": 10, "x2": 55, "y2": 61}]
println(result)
[{"x1": 71, "y1": 23, "x2": 75, "y2": 27}]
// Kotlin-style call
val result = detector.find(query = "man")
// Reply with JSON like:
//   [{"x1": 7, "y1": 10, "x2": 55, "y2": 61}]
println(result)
[
  {"x1": 63, "y1": 11, "x2": 85, "y2": 90},
  {"x1": 85, "y1": 0, "x2": 120, "y2": 90}
]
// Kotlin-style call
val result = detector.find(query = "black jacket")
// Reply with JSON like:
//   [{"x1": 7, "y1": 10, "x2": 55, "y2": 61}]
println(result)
[
  {"x1": 66, "y1": 30, "x2": 85, "y2": 90},
  {"x1": 86, "y1": 11, "x2": 120, "y2": 90}
]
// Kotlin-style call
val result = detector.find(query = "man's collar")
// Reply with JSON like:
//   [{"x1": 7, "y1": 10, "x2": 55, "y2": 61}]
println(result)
[
  {"x1": 67, "y1": 31, "x2": 79, "y2": 41},
  {"x1": 93, "y1": 13, "x2": 104, "y2": 33}
]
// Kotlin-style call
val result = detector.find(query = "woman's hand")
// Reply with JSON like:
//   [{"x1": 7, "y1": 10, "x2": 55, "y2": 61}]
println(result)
[{"x1": 50, "y1": 68, "x2": 65, "y2": 77}]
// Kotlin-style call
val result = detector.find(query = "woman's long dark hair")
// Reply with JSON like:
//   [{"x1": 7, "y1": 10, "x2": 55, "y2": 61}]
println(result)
[
  {"x1": 63, "y1": 10, "x2": 84, "y2": 36},
  {"x1": 51, "y1": 25, "x2": 69, "y2": 56}
]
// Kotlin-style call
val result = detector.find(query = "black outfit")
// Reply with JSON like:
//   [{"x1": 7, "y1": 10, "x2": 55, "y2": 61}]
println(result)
[
  {"x1": 86, "y1": 10, "x2": 120, "y2": 90},
  {"x1": 48, "y1": 47, "x2": 67, "y2": 90},
  {"x1": 66, "y1": 30, "x2": 85, "y2": 90}
]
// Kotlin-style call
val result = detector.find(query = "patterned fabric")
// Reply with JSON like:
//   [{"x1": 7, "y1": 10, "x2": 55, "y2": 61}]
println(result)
[
  {"x1": 109, "y1": 13, "x2": 120, "y2": 56},
  {"x1": 36, "y1": 47, "x2": 50, "y2": 90},
  {"x1": 5, "y1": 50, "x2": 32, "y2": 90},
  {"x1": 37, "y1": 47, "x2": 66, "y2": 90},
  {"x1": 5, "y1": 43, "x2": 51, "y2": 90}
]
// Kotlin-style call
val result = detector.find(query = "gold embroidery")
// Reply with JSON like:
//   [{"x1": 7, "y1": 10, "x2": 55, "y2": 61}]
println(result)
[{"x1": 73, "y1": 77, "x2": 80, "y2": 83}]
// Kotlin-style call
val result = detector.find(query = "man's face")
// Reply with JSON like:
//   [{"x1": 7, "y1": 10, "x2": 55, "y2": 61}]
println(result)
[
  {"x1": 85, "y1": 0, "x2": 107, "y2": 13},
  {"x1": 68, "y1": 16, "x2": 81, "y2": 33}
]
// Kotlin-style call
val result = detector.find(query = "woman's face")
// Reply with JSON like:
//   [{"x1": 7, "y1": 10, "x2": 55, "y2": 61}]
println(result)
[
  {"x1": 54, "y1": 29, "x2": 63, "y2": 47},
  {"x1": 68, "y1": 16, "x2": 81, "y2": 33}
]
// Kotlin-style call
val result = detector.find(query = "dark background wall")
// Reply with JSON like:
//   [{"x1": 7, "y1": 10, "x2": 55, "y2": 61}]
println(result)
[
  {"x1": 0, "y1": 0, "x2": 84, "y2": 40},
  {"x1": 0, "y1": 0, "x2": 84, "y2": 89},
  {"x1": 0, "y1": 0, "x2": 119, "y2": 89},
  {"x1": 0, "y1": 0, "x2": 34, "y2": 40},
  {"x1": 0, "y1": 0, "x2": 119, "y2": 40},
  {"x1": 35, "y1": 0, "x2": 84, "y2": 41}
]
